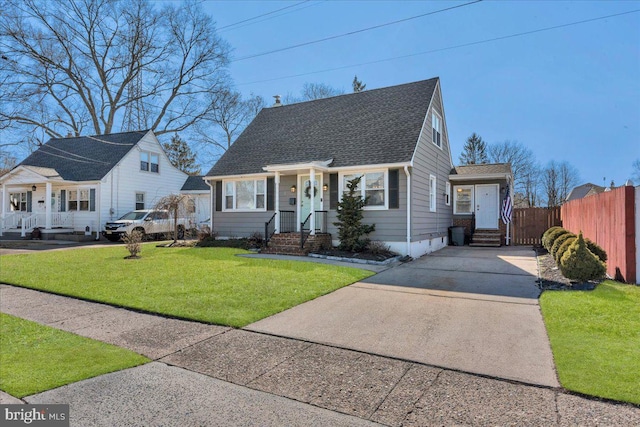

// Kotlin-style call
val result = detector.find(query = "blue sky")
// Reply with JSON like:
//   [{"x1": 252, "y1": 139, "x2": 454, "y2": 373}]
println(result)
[{"x1": 205, "y1": 0, "x2": 640, "y2": 186}]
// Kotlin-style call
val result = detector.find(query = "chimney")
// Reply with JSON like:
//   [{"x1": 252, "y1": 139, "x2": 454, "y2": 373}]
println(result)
[{"x1": 272, "y1": 95, "x2": 282, "y2": 107}]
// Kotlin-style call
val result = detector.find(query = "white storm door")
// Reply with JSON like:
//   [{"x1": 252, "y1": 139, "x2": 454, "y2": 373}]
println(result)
[{"x1": 475, "y1": 184, "x2": 499, "y2": 230}]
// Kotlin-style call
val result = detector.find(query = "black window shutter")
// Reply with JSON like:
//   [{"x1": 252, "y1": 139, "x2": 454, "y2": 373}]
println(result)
[
  {"x1": 267, "y1": 177, "x2": 275, "y2": 211},
  {"x1": 389, "y1": 169, "x2": 399, "y2": 209},
  {"x1": 60, "y1": 190, "x2": 66, "y2": 212},
  {"x1": 26, "y1": 191, "x2": 32, "y2": 212},
  {"x1": 89, "y1": 189, "x2": 96, "y2": 211},
  {"x1": 215, "y1": 181, "x2": 222, "y2": 212},
  {"x1": 329, "y1": 173, "x2": 338, "y2": 210}
]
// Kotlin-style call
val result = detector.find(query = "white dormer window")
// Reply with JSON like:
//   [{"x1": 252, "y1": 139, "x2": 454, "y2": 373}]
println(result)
[
  {"x1": 140, "y1": 151, "x2": 159, "y2": 173},
  {"x1": 432, "y1": 111, "x2": 442, "y2": 148}
]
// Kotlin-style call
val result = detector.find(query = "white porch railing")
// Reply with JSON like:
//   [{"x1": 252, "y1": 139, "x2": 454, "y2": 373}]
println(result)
[
  {"x1": 52, "y1": 212, "x2": 74, "y2": 228},
  {"x1": 0, "y1": 212, "x2": 19, "y2": 236},
  {"x1": 21, "y1": 214, "x2": 40, "y2": 237}
]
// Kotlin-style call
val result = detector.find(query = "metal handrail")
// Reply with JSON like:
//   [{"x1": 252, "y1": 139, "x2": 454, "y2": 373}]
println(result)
[
  {"x1": 315, "y1": 210, "x2": 328, "y2": 233},
  {"x1": 264, "y1": 212, "x2": 277, "y2": 247},
  {"x1": 300, "y1": 212, "x2": 312, "y2": 248}
]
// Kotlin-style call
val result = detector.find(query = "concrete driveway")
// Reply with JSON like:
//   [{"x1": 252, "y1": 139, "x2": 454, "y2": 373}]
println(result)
[{"x1": 246, "y1": 246, "x2": 559, "y2": 387}]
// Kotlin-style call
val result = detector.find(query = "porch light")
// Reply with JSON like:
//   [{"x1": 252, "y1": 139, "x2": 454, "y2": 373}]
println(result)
[
  {"x1": 31, "y1": 185, "x2": 37, "y2": 191},
  {"x1": 290, "y1": 185, "x2": 296, "y2": 193},
  {"x1": 323, "y1": 183, "x2": 328, "y2": 192}
]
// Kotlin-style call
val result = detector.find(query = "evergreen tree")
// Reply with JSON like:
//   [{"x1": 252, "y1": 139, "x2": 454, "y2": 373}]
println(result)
[
  {"x1": 333, "y1": 176, "x2": 375, "y2": 252},
  {"x1": 352, "y1": 75, "x2": 366, "y2": 93},
  {"x1": 162, "y1": 134, "x2": 201, "y2": 175},
  {"x1": 459, "y1": 133, "x2": 488, "y2": 165}
]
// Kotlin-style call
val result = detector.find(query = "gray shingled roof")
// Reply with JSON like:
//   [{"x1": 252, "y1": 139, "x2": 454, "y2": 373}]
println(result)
[
  {"x1": 18, "y1": 130, "x2": 147, "y2": 181},
  {"x1": 566, "y1": 183, "x2": 605, "y2": 201},
  {"x1": 451, "y1": 163, "x2": 512, "y2": 176},
  {"x1": 206, "y1": 78, "x2": 439, "y2": 177},
  {"x1": 181, "y1": 175, "x2": 209, "y2": 191}
]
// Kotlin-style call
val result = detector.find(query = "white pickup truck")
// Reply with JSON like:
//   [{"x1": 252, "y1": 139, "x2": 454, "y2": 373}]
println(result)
[{"x1": 103, "y1": 209, "x2": 187, "y2": 242}]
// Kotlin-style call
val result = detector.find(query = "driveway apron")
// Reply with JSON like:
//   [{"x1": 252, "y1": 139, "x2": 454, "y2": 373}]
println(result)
[{"x1": 246, "y1": 246, "x2": 559, "y2": 387}]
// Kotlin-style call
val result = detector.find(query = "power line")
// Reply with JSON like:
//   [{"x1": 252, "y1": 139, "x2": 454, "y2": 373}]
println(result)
[
  {"x1": 237, "y1": 9, "x2": 640, "y2": 86},
  {"x1": 219, "y1": 1, "x2": 324, "y2": 34},
  {"x1": 232, "y1": 0, "x2": 483, "y2": 62},
  {"x1": 218, "y1": 1, "x2": 311, "y2": 31}
]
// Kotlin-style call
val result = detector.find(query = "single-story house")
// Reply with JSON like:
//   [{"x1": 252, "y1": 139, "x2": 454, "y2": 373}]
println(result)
[
  {"x1": 0, "y1": 130, "x2": 194, "y2": 239},
  {"x1": 204, "y1": 77, "x2": 458, "y2": 257},
  {"x1": 566, "y1": 182, "x2": 605, "y2": 202},
  {"x1": 449, "y1": 163, "x2": 514, "y2": 246}
]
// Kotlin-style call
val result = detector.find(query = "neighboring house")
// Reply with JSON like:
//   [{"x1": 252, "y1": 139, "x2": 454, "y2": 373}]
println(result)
[
  {"x1": 181, "y1": 175, "x2": 211, "y2": 227},
  {"x1": 566, "y1": 182, "x2": 605, "y2": 202},
  {"x1": 0, "y1": 130, "x2": 190, "y2": 239},
  {"x1": 204, "y1": 77, "x2": 456, "y2": 257},
  {"x1": 449, "y1": 163, "x2": 514, "y2": 246}
]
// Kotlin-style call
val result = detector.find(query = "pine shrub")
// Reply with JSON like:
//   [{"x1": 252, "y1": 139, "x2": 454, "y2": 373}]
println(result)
[
  {"x1": 585, "y1": 238, "x2": 608, "y2": 262},
  {"x1": 542, "y1": 226, "x2": 564, "y2": 249},
  {"x1": 544, "y1": 228, "x2": 571, "y2": 252},
  {"x1": 551, "y1": 233, "x2": 576, "y2": 259},
  {"x1": 560, "y1": 232, "x2": 606, "y2": 282},
  {"x1": 333, "y1": 176, "x2": 375, "y2": 252},
  {"x1": 555, "y1": 236, "x2": 576, "y2": 264}
]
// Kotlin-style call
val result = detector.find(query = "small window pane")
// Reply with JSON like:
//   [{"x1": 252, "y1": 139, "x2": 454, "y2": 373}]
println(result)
[
  {"x1": 256, "y1": 180, "x2": 265, "y2": 194},
  {"x1": 225, "y1": 196, "x2": 233, "y2": 209},
  {"x1": 140, "y1": 152, "x2": 149, "y2": 171},
  {"x1": 135, "y1": 193, "x2": 145, "y2": 210},
  {"x1": 455, "y1": 187, "x2": 473, "y2": 214},
  {"x1": 343, "y1": 174, "x2": 360, "y2": 193},
  {"x1": 365, "y1": 190, "x2": 384, "y2": 206},
  {"x1": 150, "y1": 154, "x2": 159, "y2": 173},
  {"x1": 256, "y1": 194, "x2": 265, "y2": 209}
]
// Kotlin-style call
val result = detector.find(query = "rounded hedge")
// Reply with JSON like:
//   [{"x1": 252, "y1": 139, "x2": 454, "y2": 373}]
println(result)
[
  {"x1": 585, "y1": 238, "x2": 607, "y2": 263},
  {"x1": 555, "y1": 236, "x2": 576, "y2": 265},
  {"x1": 542, "y1": 226, "x2": 565, "y2": 250},
  {"x1": 551, "y1": 233, "x2": 576, "y2": 259},
  {"x1": 560, "y1": 233, "x2": 606, "y2": 282},
  {"x1": 544, "y1": 228, "x2": 570, "y2": 252}
]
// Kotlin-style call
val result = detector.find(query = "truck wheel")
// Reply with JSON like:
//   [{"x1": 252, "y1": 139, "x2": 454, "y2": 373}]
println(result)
[{"x1": 177, "y1": 225, "x2": 185, "y2": 239}]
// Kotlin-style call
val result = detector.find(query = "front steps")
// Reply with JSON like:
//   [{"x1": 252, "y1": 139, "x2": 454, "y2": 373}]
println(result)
[
  {"x1": 469, "y1": 229, "x2": 502, "y2": 247},
  {"x1": 263, "y1": 232, "x2": 332, "y2": 256}
]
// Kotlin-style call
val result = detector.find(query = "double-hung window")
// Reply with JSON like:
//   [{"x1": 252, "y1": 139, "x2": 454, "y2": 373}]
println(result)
[
  {"x1": 223, "y1": 179, "x2": 266, "y2": 211},
  {"x1": 9, "y1": 192, "x2": 27, "y2": 211},
  {"x1": 135, "y1": 193, "x2": 145, "y2": 210},
  {"x1": 140, "y1": 152, "x2": 159, "y2": 173},
  {"x1": 63, "y1": 188, "x2": 95, "y2": 212},
  {"x1": 454, "y1": 185, "x2": 474, "y2": 214},
  {"x1": 341, "y1": 170, "x2": 386, "y2": 209},
  {"x1": 429, "y1": 175, "x2": 437, "y2": 212},
  {"x1": 432, "y1": 112, "x2": 442, "y2": 148}
]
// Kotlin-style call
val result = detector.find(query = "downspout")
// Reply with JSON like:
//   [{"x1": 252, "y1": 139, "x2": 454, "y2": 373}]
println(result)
[
  {"x1": 205, "y1": 179, "x2": 213, "y2": 231},
  {"x1": 95, "y1": 185, "x2": 101, "y2": 240},
  {"x1": 404, "y1": 165, "x2": 411, "y2": 257}
]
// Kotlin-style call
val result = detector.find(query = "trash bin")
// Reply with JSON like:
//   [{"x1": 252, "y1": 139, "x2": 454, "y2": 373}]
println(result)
[{"x1": 449, "y1": 226, "x2": 465, "y2": 246}]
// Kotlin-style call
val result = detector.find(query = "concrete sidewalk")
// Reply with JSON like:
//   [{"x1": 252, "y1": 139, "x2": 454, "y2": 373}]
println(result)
[{"x1": 1, "y1": 285, "x2": 638, "y2": 426}]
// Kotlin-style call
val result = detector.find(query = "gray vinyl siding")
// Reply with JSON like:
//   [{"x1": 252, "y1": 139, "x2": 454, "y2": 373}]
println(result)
[
  {"x1": 451, "y1": 178, "x2": 508, "y2": 220},
  {"x1": 410, "y1": 84, "x2": 454, "y2": 241},
  {"x1": 326, "y1": 170, "x2": 407, "y2": 242}
]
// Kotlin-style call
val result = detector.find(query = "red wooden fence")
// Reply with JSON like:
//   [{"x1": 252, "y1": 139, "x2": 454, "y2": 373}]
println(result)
[
  {"x1": 512, "y1": 207, "x2": 562, "y2": 246},
  {"x1": 561, "y1": 186, "x2": 636, "y2": 283}
]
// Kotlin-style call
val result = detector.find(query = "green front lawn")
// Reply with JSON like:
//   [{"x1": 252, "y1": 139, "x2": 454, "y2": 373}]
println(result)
[
  {"x1": 0, "y1": 313, "x2": 148, "y2": 398},
  {"x1": 540, "y1": 281, "x2": 640, "y2": 404},
  {"x1": 0, "y1": 245, "x2": 373, "y2": 327}
]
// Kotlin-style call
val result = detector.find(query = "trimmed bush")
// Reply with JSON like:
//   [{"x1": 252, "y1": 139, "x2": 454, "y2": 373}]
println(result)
[
  {"x1": 555, "y1": 236, "x2": 576, "y2": 264},
  {"x1": 542, "y1": 226, "x2": 564, "y2": 250},
  {"x1": 585, "y1": 238, "x2": 608, "y2": 263},
  {"x1": 551, "y1": 233, "x2": 576, "y2": 259},
  {"x1": 543, "y1": 227, "x2": 570, "y2": 252},
  {"x1": 560, "y1": 232, "x2": 606, "y2": 282}
]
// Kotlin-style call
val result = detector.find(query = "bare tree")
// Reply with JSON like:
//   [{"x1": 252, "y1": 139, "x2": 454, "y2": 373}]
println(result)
[
  {"x1": 154, "y1": 193, "x2": 191, "y2": 245},
  {"x1": 631, "y1": 159, "x2": 640, "y2": 183},
  {"x1": 541, "y1": 160, "x2": 580, "y2": 207},
  {"x1": 488, "y1": 140, "x2": 540, "y2": 207},
  {"x1": 0, "y1": 0, "x2": 230, "y2": 150},
  {"x1": 0, "y1": 152, "x2": 17, "y2": 176},
  {"x1": 300, "y1": 82, "x2": 345, "y2": 101},
  {"x1": 195, "y1": 90, "x2": 264, "y2": 162}
]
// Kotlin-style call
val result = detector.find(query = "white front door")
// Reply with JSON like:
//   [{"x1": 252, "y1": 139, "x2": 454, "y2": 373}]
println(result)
[
  {"x1": 299, "y1": 175, "x2": 322, "y2": 229},
  {"x1": 475, "y1": 184, "x2": 499, "y2": 230}
]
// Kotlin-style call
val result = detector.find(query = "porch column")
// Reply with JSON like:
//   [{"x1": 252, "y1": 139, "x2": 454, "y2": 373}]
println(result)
[
  {"x1": 45, "y1": 182, "x2": 52, "y2": 229},
  {"x1": 274, "y1": 171, "x2": 280, "y2": 233},
  {"x1": 309, "y1": 168, "x2": 316, "y2": 235}
]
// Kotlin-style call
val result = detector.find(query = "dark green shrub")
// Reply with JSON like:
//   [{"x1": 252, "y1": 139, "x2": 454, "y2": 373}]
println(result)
[
  {"x1": 544, "y1": 228, "x2": 570, "y2": 252},
  {"x1": 560, "y1": 232, "x2": 606, "y2": 282},
  {"x1": 333, "y1": 176, "x2": 375, "y2": 252},
  {"x1": 551, "y1": 233, "x2": 576, "y2": 259},
  {"x1": 555, "y1": 236, "x2": 576, "y2": 264},
  {"x1": 196, "y1": 237, "x2": 251, "y2": 249},
  {"x1": 585, "y1": 238, "x2": 607, "y2": 262},
  {"x1": 542, "y1": 226, "x2": 564, "y2": 249}
]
